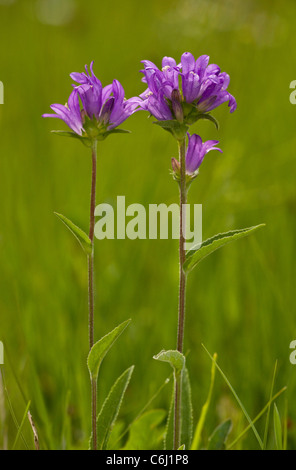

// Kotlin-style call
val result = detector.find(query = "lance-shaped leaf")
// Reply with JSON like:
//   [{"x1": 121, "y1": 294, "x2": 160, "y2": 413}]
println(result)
[
  {"x1": 163, "y1": 368, "x2": 193, "y2": 450},
  {"x1": 207, "y1": 419, "x2": 232, "y2": 450},
  {"x1": 97, "y1": 366, "x2": 134, "y2": 450},
  {"x1": 184, "y1": 224, "x2": 265, "y2": 274},
  {"x1": 54, "y1": 212, "x2": 92, "y2": 255},
  {"x1": 87, "y1": 319, "x2": 131, "y2": 382},
  {"x1": 51, "y1": 130, "x2": 93, "y2": 147},
  {"x1": 154, "y1": 350, "x2": 193, "y2": 450}
]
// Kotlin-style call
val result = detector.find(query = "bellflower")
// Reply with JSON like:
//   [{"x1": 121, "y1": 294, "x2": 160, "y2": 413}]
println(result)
[
  {"x1": 171, "y1": 133, "x2": 222, "y2": 183},
  {"x1": 43, "y1": 62, "x2": 141, "y2": 143},
  {"x1": 139, "y1": 52, "x2": 236, "y2": 139}
]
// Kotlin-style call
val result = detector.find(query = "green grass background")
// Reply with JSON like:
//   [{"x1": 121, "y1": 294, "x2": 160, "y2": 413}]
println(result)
[{"x1": 1, "y1": 0, "x2": 296, "y2": 450}]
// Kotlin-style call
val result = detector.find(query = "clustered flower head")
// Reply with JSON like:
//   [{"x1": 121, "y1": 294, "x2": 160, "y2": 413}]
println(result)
[
  {"x1": 137, "y1": 52, "x2": 236, "y2": 183},
  {"x1": 139, "y1": 52, "x2": 236, "y2": 125},
  {"x1": 43, "y1": 53, "x2": 236, "y2": 183},
  {"x1": 43, "y1": 61, "x2": 141, "y2": 142}
]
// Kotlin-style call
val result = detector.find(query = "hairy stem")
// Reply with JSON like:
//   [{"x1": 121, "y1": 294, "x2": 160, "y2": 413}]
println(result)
[
  {"x1": 88, "y1": 140, "x2": 97, "y2": 450},
  {"x1": 174, "y1": 137, "x2": 187, "y2": 450}
]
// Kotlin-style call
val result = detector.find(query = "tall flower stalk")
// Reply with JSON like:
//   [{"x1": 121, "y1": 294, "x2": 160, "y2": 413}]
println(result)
[
  {"x1": 174, "y1": 136, "x2": 187, "y2": 450},
  {"x1": 139, "y1": 52, "x2": 237, "y2": 449},
  {"x1": 43, "y1": 62, "x2": 140, "y2": 450},
  {"x1": 88, "y1": 140, "x2": 97, "y2": 448}
]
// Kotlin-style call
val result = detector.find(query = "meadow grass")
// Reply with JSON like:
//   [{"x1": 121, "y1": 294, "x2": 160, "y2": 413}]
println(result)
[{"x1": 0, "y1": 0, "x2": 296, "y2": 450}]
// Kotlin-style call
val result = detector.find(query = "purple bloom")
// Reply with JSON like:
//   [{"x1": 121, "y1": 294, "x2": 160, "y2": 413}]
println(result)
[
  {"x1": 43, "y1": 62, "x2": 141, "y2": 139},
  {"x1": 139, "y1": 52, "x2": 236, "y2": 123},
  {"x1": 185, "y1": 133, "x2": 222, "y2": 174},
  {"x1": 172, "y1": 133, "x2": 222, "y2": 178}
]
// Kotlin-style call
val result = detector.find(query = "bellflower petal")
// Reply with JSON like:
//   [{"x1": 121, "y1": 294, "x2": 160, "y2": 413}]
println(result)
[
  {"x1": 146, "y1": 93, "x2": 173, "y2": 120},
  {"x1": 185, "y1": 133, "x2": 222, "y2": 174},
  {"x1": 181, "y1": 71, "x2": 200, "y2": 103},
  {"x1": 162, "y1": 56, "x2": 177, "y2": 68},
  {"x1": 43, "y1": 89, "x2": 84, "y2": 135},
  {"x1": 181, "y1": 52, "x2": 196, "y2": 74}
]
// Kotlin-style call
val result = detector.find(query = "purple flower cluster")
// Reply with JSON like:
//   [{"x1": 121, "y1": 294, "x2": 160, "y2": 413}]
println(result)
[
  {"x1": 43, "y1": 53, "x2": 236, "y2": 179},
  {"x1": 43, "y1": 62, "x2": 141, "y2": 139},
  {"x1": 139, "y1": 52, "x2": 236, "y2": 122}
]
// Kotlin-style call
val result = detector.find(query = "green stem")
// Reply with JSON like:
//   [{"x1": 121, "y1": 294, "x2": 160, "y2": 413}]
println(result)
[
  {"x1": 174, "y1": 137, "x2": 187, "y2": 450},
  {"x1": 88, "y1": 140, "x2": 97, "y2": 450}
]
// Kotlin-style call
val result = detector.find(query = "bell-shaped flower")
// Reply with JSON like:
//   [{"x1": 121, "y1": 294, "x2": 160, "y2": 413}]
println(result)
[
  {"x1": 171, "y1": 133, "x2": 222, "y2": 184},
  {"x1": 43, "y1": 62, "x2": 141, "y2": 143}
]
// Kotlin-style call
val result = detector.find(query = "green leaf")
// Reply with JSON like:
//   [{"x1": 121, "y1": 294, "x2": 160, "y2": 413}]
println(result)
[
  {"x1": 106, "y1": 129, "x2": 131, "y2": 135},
  {"x1": 87, "y1": 319, "x2": 131, "y2": 382},
  {"x1": 110, "y1": 375, "x2": 171, "y2": 450},
  {"x1": 153, "y1": 120, "x2": 189, "y2": 140},
  {"x1": 178, "y1": 444, "x2": 185, "y2": 450},
  {"x1": 180, "y1": 368, "x2": 193, "y2": 450},
  {"x1": 97, "y1": 366, "x2": 134, "y2": 450},
  {"x1": 51, "y1": 130, "x2": 93, "y2": 147},
  {"x1": 163, "y1": 368, "x2": 193, "y2": 450},
  {"x1": 121, "y1": 409, "x2": 166, "y2": 450},
  {"x1": 184, "y1": 224, "x2": 265, "y2": 274},
  {"x1": 187, "y1": 112, "x2": 219, "y2": 130},
  {"x1": 153, "y1": 350, "x2": 185, "y2": 374},
  {"x1": 164, "y1": 391, "x2": 174, "y2": 450},
  {"x1": 54, "y1": 212, "x2": 92, "y2": 255},
  {"x1": 191, "y1": 353, "x2": 217, "y2": 450},
  {"x1": 273, "y1": 403, "x2": 283, "y2": 450},
  {"x1": 207, "y1": 419, "x2": 232, "y2": 450}
]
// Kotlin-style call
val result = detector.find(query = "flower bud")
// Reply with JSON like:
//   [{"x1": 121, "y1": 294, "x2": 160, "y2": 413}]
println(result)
[{"x1": 171, "y1": 89, "x2": 184, "y2": 123}]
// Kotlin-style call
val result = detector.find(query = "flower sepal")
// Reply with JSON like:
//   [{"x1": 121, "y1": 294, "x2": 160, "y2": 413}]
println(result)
[
  {"x1": 51, "y1": 130, "x2": 93, "y2": 148},
  {"x1": 170, "y1": 157, "x2": 199, "y2": 188},
  {"x1": 185, "y1": 109, "x2": 220, "y2": 130},
  {"x1": 153, "y1": 120, "x2": 189, "y2": 141}
]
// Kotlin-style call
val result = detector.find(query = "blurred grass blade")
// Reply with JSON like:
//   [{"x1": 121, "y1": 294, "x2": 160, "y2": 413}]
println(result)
[
  {"x1": 184, "y1": 224, "x2": 265, "y2": 274},
  {"x1": 178, "y1": 444, "x2": 185, "y2": 450},
  {"x1": 11, "y1": 400, "x2": 31, "y2": 450},
  {"x1": 202, "y1": 344, "x2": 264, "y2": 449},
  {"x1": 97, "y1": 366, "x2": 134, "y2": 450},
  {"x1": 273, "y1": 403, "x2": 283, "y2": 450},
  {"x1": 207, "y1": 419, "x2": 232, "y2": 450},
  {"x1": 283, "y1": 398, "x2": 288, "y2": 450},
  {"x1": 191, "y1": 353, "x2": 217, "y2": 450},
  {"x1": 54, "y1": 212, "x2": 92, "y2": 255},
  {"x1": 263, "y1": 360, "x2": 278, "y2": 449},
  {"x1": 227, "y1": 386, "x2": 287, "y2": 449},
  {"x1": 0, "y1": 368, "x2": 29, "y2": 450},
  {"x1": 87, "y1": 319, "x2": 131, "y2": 382}
]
